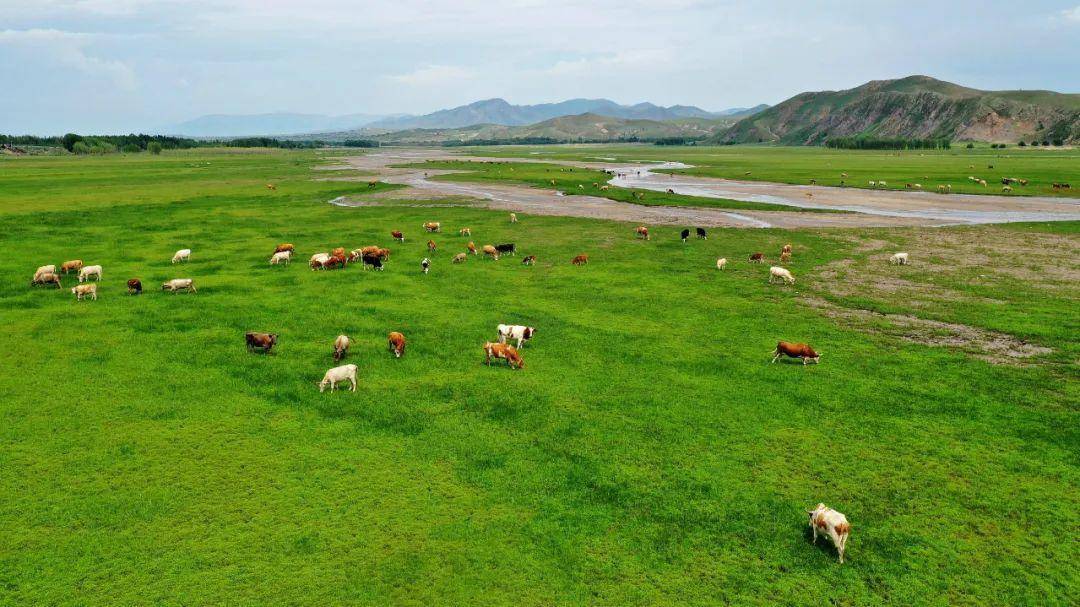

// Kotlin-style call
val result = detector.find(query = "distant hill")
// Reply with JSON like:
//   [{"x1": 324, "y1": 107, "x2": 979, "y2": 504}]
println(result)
[
  {"x1": 163, "y1": 112, "x2": 399, "y2": 137},
  {"x1": 718, "y1": 76, "x2": 1080, "y2": 145}
]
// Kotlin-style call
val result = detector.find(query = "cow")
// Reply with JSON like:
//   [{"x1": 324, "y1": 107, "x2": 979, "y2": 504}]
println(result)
[
  {"x1": 79, "y1": 265, "x2": 103, "y2": 282},
  {"x1": 387, "y1": 332, "x2": 406, "y2": 358},
  {"x1": 172, "y1": 248, "x2": 191, "y2": 264},
  {"x1": 392, "y1": 231, "x2": 405, "y2": 242},
  {"x1": 452, "y1": 253, "x2": 467, "y2": 264},
  {"x1": 266, "y1": 183, "x2": 277, "y2": 190},
  {"x1": 331, "y1": 247, "x2": 346, "y2": 259},
  {"x1": 878, "y1": 181, "x2": 887, "y2": 188},
  {"x1": 780, "y1": 251, "x2": 792, "y2": 263},
  {"x1": 666, "y1": 188, "x2": 675, "y2": 194},
  {"x1": 680, "y1": 229, "x2": 690, "y2": 242},
  {"x1": 781, "y1": 244, "x2": 792, "y2": 255},
  {"x1": 368, "y1": 180, "x2": 378, "y2": 187},
  {"x1": 510, "y1": 213, "x2": 518, "y2": 223},
  {"x1": 161, "y1": 278, "x2": 197, "y2": 293},
  {"x1": 270, "y1": 250, "x2": 292, "y2": 265},
  {"x1": 769, "y1": 266, "x2": 795, "y2": 285},
  {"x1": 459, "y1": 227, "x2": 471, "y2": 237},
  {"x1": 467, "y1": 241, "x2": 478, "y2": 255},
  {"x1": 977, "y1": 179, "x2": 987, "y2": 187},
  {"x1": 772, "y1": 341, "x2": 820, "y2": 365},
  {"x1": 748, "y1": 253, "x2": 765, "y2": 263},
  {"x1": 1002, "y1": 186, "x2": 1012, "y2": 193},
  {"x1": 275, "y1": 243, "x2": 295, "y2": 254},
  {"x1": 716, "y1": 258, "x2": 727, "y2": 270},
  {"x1": 497, "y1": 324, "x2": 536, "y2": 349},
  {"x1": 421, "y1": 258, "x2": 430, "y2": 274},
  {"x1": 840, "y1": 172, "x2": 849, "y2": 178},
  {"x1": 318, "y1": 364, "x2": 358, "y2": 392},
  {"x1": 807, "y1": 503, "x2": 850, "y2": 564},
  {"x1": 423, "y1": 221, "x2": 441, "y2": 233},
  {"x1": 696, "y1": 227, "x2": 707, "y2": 240},
  {"x1": 33, "y1": 264, "x2": 57, "y2": 281},
  {"x1": 868, "y1": 181, "x2": 877, "y2": 187},
  {"x1": 599, "y1": 185, "x2": 609, "y2": 191},
  {"x1": 310, "y1": 253, "x2": 330, "y2": 270},
  {"x1": 361, "y1": 254, "x2": 384, "y2": 271},
  {"x1": 72, "y1": 283, "x2": 97, "y2": 301},
  {"x1": 635, "y1": 226, "x2": 650, "y2": 240},
  {"x1": 482, "y1": 245, "x2": 500, "y2": 260},
  {"x1": 333, "y1": 335, "x2": 350, "y2": 361},
  {"x1": 127, "y1": 278, "x2": 142, "y2": 294},
  {"x1": 245, "y1": 332, "x2": 278, "y2": 353},
  {"x1": 31, "y1": 272, "x2": 62, "y2": 288},
  {"x1": 1052, "y1": 183, "x2": 1071, "y2": 190},
  {"x1": 1018, "y1": 179, "x2": 1028, "y2": 186},
  {"x1": 890, "y1": 252, "x2": 909, "y2": 266},
  {"x1": 322, "y1": 255, "x2": 346, "y2": 270},
  {"x1": 571, "y1": 254, "x2": 588, "y2": 266},
  {"x1": 495, "y1": 243, "x2": 516, "y2": 256},
  {"x1": 522, "y1": 255, "x2": 536, "y2": 266},
  {"x1": 60, "y1": 260, "x2": 83, "y2": 274},
  {"x1": 427, "y1": 240, "x2": 437, "y2": 254},
  {"x1": 483, "y1": 342, "x2": 523, "y2": 369}
]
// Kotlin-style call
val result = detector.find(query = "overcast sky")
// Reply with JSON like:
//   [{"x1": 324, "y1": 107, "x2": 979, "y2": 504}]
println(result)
[{"x1": 2, "y1": 0, "x2": 1079, "y2": 134}]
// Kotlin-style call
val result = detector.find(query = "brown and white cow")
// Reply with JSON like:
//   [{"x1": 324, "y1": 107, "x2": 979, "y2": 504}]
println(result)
[
  {"x1": 452, "y1": 253, "x2": 467, "y2": 263},
  {"x1": 467, "y1": 241, "x2": 477, "y2": 255},
  {"x1": 459, "y1": 227, "x2": 471, "y2": 237},
  {"x1": 635, "y1": 226, "x2": 650, "y2": 240},
  {"x1": 771, "y1": 341, "x2": 820, "y2": 365},
  {"x1": 807, "y1": 503, "x2": 851, "y2": 563},
  {"x1": 423, "y1": 221, "x2": 441, "y2": 233},
  {"x1": 246, "y1": 332, "x2": 278, "y2": 353},
  {"x1": 483, "y1": 341, "x2": 523, "y2": 369},
  {"x1": 127, "y1": 278, "x2": 142, "y2": 294},
  {"x1": 748, "y1": 252, "x2": 765, "y2": 263},
  {"x1": 427, "y1": 240, "x2": 437, "y2": 253},
  {"x1": 387, "y1": 332, "x2": 406, "y2": 358},
  {"x1": 522, "y1": 255, "x2": 536, "y2": 266},
  {"x1": 392, "y1": 230, "x2": 405, "y2": 242},
  {"x1": 571, "y1": 254, "x2": 588, "y2": 265}
]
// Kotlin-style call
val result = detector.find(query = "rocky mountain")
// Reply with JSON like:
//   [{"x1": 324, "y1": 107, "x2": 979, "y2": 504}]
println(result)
[{"x1": 718, "y1": 76, "x2": 1080, "y2": 145}]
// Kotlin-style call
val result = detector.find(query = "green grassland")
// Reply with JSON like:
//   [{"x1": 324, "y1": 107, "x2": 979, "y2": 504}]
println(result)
[
  {"x1": 0, "y1": 149, "x2": 1077, "y2": 605},
  {"x1": 469, "y1": 144, "x2": 1080, "y2": 197}
]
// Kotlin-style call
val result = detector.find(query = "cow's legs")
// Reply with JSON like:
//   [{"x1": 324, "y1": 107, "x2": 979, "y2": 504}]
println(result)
[{"x1": 771, "y1": 351, "x2": 781, "y2": 363}]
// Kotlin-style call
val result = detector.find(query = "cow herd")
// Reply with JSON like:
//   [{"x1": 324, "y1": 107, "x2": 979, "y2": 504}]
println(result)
[{"x1": 30, "y1": 256, "x2": 193, "y2": 300}]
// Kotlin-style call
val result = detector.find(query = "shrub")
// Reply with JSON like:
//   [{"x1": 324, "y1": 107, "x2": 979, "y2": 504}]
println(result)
[
  {"x1": 71, "y1": 141, "x2": 91, "y2": 155},
  {"x1": 966, "y1": 142, "x2": 975, "y2": 149},
  {"x1": 1018, "y1": 141, "x2": 1026, "y2": 147},
  {"x1": 1052, "y1": 139, "x2": 1063, "y2": 146},
  {"x1": 147, "y1": 142, "x2": 163, "y2": 155},
  {"x1": 121, "y1": 143, "x2": 141, "y2": 153}
]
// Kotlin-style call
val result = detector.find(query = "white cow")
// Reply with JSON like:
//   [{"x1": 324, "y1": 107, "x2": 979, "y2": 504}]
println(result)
[
  {"x1": 716, "y1": 258, "x2": 727, "y2": 270},
  {"x1": 270, "y1": 250, "x2": 292, "y2": 265},
  {"x1": 172, "y1": 248, "x2": 191, "y2": 263},
  {"x1": 310, "y1": 253, "x2": 330, "y2": 270},
  {"x1": 319, "y1": 364, "x2": 357, "y2": 392},
  {"x1": 890, "y1": 252, "x2": 909, "y2": 266},
  {"x1": 161, "y1": 278, "x2": 197, "y2": 293},
  {"x1": 807, "y1": 503, "x2": 851, "y2": 563},
  {"x1": 72, "y1": 283, "x2": 97, "y2": 301},
  {"x1": 497, "y1": 324, "x2": 536, "y2": 349},
  {"x1": 79, "y1": 265, "x2": 102, "y2": 282},
  {"x1": 769, "y1": 266, "x2": 795, "y2": 285}
]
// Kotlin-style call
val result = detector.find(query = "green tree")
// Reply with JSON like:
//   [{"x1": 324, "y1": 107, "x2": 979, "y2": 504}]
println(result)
[
  {"x1": 61, "y1": 133, "x2": 82, "y2": 152},
  {"x1": 71, "y1": 141, "x2": 91, "y2": 155},
  {"x1": 147, "y1": 141, "x2": 163, "y2": 155}
]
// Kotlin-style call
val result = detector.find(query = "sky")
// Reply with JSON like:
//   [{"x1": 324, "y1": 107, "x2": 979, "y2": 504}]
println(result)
[{"x1": 2, "y1": 0, "x2": 1079, "y2": 134}]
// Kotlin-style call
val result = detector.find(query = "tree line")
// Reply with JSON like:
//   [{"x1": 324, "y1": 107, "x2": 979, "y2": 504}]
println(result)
[
  {"x1": 0, "y1": 133, "x2": 377, "y2": 155},
  {"x1": 824, "y1": 136, "x2": 952, "y2": 150}
]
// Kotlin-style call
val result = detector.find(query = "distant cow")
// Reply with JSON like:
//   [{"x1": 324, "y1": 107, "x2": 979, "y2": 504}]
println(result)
[
  {"x1": 127, "y1": 278, "x2": 142, "y2": 294},
  {"x1": 467, "y1": 241, "x2": 477, "y2": 255},
  {"x1": 716, "y1": 258, "x2": 727, "y2": 270},
  {"x1": 275, "y1": 243, "x2": 295, "y2": 254},
  {"x1": 318, "y1": 364, "x2": 358, "y2": 392},
  {"x1": 497, "y1": 324, "x2": 536, "y2": 349},
  {"x1": 781, "y1": 244, "x2": 792, "y2": 255},
  {"x1": 452, "y1": 253, "x2": 467, "y2": 263},
  {"x1": 635, "y1": 226, "x2": 650, "y2": 240},
  {"x1": 172, "y1": 248, "x2": 191, "y2": 263},
  {"x1": 666, "y1": 188, "x2": 675, "y2": 194},
  {"x1": 246, "y1": 332, "x2": 278, "y2": 353},
  {"x1": 769, "y1": 266, "x2": 795, "y2": 285},
  {"x1": 780, "y1": 251, "x2": 792, "y2": 263},
  {"x1": 79, "y1": 265, "x2": 103, "y2": 282},
  {"x1": 161, "y1": 278, "x2": 196, "y2": 293},
  {"x1": 772, "y1": 341, "x2": 820, "y2": 365},
  {"x1": 423, "y1": 221, "x2": 441, "y2": 232},
  {"x1": 680, "y1": 229, "x2": 690, "y2": 242},
  {"x1": 421, "y1": 258, "x2": 430, "y2": 274},
  {"x1": 696, "y1": 227, "x2": 707, "y2": 240},
  {"x1": 270, "y1": 250, "x2": 292, "y2": 265},
  {"x1": 368, "y1": 180, "x2": 378, "y2": 187},
  {"x1": 387, "y1": 332, "x2": 406, "y2": 358},
  {"x1": 495, "y1": 243, "x2": 516, "y2": 256},
  {"x1": 459, "y1": 227, "x2": 471, "y2": 237},
  {"x1": 266, "y1": 183, "x2": 277, "y2": 190},
  {"x1": 72, "y1": 283, "x2": 97, "y2": 301},
  {"x1": 483, "y1": 341, "x2": 523, "y2": 369},
  {"x1": 31, "y1": 272, "x2": 62, "y2": 288},
  {"x1": 510, "y1": 213, "x2": 518, "y2": 223},
  {"x1": 427, "y1": 239, "x2": 437, "y2": 254},
  {"x1": 361, "y1": 254, "x2": 384, "y2": 271},
  {"x1": 482, "y1": 245, "x2": 500, "y2": 260},
  {"x1": 890, "y1": 252, "x2": 909, "y2": 266},
  {"x1": 808, "y1": 503, "x2": 850, "y2": 563},
  {"x1": 571, "y1": 254, "x2": 588, "y2": 265},
  {"x1": 522, "y1": 255, "x2": 536, "y2": 266},
  {"x1": 392, "y1": 230, "x2": 405, "y2": 242},
  {"x1": 60, "y1": 260, "x2": 83, "y2": 274},
  {"x1": 748, "y1": 253, "x2": 765, "y2": 263},
  {"x1": 1002, "y1": 186, "x2": 1012, "y2": 193},
  {"x1": 1052, "y1": 183, "x2": 1071, "y2": 190},
  {"x1": 333, "y1": 335, "x2": 350, "y2": 361}
]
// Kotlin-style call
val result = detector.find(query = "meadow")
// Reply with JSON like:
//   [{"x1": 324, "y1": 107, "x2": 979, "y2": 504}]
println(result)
[
  {"x1": 470, "y1": 144, "x2": 1080, "y2": 198},
  {"x1": 0, "y1": 148, "x2": 1077, "y2": 606}
]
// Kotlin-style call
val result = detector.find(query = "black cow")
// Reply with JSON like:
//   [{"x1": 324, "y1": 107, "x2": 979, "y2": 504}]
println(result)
[
  {"x1": 680, "y1": 229, "x2": 690, "y2": 242},
  {"x1": 696, "y1": 227, "x2": 707, "y2": 240},
  {"x1": 362, "y1": 254, "x2": 384, "y2": 271},
  {"x1": 495, "y1": 243, "x2": 516, "y2": 256}
]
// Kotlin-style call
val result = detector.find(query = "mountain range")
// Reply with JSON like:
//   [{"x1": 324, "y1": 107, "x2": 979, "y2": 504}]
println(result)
[{"x1": 163, "y1": 112, "x2": 398, "y2": 137}]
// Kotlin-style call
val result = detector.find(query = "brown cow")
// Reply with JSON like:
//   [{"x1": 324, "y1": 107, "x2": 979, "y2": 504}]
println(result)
[
  {"x1": 571, "y1": 254, "x2": 588, "y2": 265},
  {"x1": 376, "y1": 248, "x2": 391, "y2": 260},
  {"x1": 392, "y1": 230, "x2": 404, "y2": 242},
  {"x1": 771, "y1": 341, "x2": 820, "y2": 365},
  {"x1": 635, "y1": 226, "x2": 650, "y2": 240},
  {"x1": 423, "y1": 221, "x2": 441, "y2": 233},
  {"x1": 31, "y1": 272, "x2": 62, "y2": 288},
  {"x1": 60, "y1": 260, "x2": 83, "y2": 274},
  {"x1": 275, "y1": 243, "x2": 295, "y2": 254},
  {"x1": 427, "y1": 240, "x2": 437, "y2": 253},
  {"x1": 324, "y1": 255, "x2": 346, "y2": 270},
  {"x1": 127, "y1": 278, "x2": 142, "y2": 294},
  {"x1": 467, "y1": 241, "x2": 477, "y2": 255},
  {"x1": 749, "y1": 252, "x2": 765, "y2": 263},
  {"x1": 483, "y1": 341, "x2": 523, "y2": 369},
  {"x1": 245, "y1": 332, "x2": 278, "y2": 353},
  {"x1": 387, "y1": 332, "x2": 406, "y2": 358},
  {"x1": 331, "y1": 247, "x2": 346, "y2": 259},
  {"x1": 780, "y1": 251, "x2": 792, "y2": 263},
  {"x1": 482, "y1": 245, "x2": 500, "y2": 260},
  {"x1": 333, "y1": 335, "x2": 351, "y2": 362}
]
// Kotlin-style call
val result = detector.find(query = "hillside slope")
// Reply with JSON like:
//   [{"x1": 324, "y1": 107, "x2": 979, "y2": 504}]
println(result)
[{"x1": 719, "y1": 76, "x2": 1080, "y2": 145}]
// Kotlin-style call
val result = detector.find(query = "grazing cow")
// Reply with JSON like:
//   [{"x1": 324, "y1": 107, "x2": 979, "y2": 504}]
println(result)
[
  {"x1": 31, "y1": 272, "x2": 62, "y2": 288},
  {"x1": 841, "y1": 172, "x2": 849, "y2": 178},
  {"x1": 482, "y1": 245, "x2": 500, "y2": 260},
  {"x1": 890, "y1": 252, "x2": 909, "y2": 266},
  {"x1": 977, "y1": 179, "x2": 987, "y2": 187},
  {"x1": 495, "y1": 243, "x2": 516, "y2": 256},
  {"x1": 127, "y1": 278, "x2": 142, "y2": 294},
  {"x1": 266, "y1": 183, "x2": 277, "y2": 190},
  {"x1": 780, "y1": 251, "x2": 792, "y2": 263},
  {"x1": 310, "y1": 253, "x2": 330, "y2": 270},
  {"x1": 72, "y1": 283, "x2": 97, "y2": 301},
  {"x1": 599, "y1": 185, "x2": 609, "y2": 191},
  {"x1": 1002, "y1": 186, "x2": 1013, "y2": 193},
  {"x1": 769, "y1": 266, "x2": 796, "y2": 285},
  {"x1": 321, "y1": 255, "x2": 346, "y2": 270},
  {"x1": 79, "y1": 265, "x2": 103, "y2": 282},
  {"x1": 361, "y1": 254, "x2": 384, "y2": 271},
  {"x1": 427, "y1": 240, "x2": 437, "y2": 254},
  {"x1": 452, "y1": 253, "x2": 467, "y2": 263},
  {"x1": 392, "y1": 230, "x2": 405, "y2": 242},
  {"x1": 275, "y1": 243, "x2": 295, "y2": 254},
  {"x1": 696, "y1": 227, "x2": 707, "y2": 240},
  {"x1": 807, "y1": 503, "x2": 850, "y2": 563},
  {"x1": 744, "y1": 171, "x2": 751, "y2": 176},
  {"x1": 1052, "y1": 183, "x2": 1071, "y2": 190},
  {"x1": 772, "y1": 341, "x2": 820, "y2": 365},
  {"x1": 483, "y1": 342, "x2": 523, "y2": 369},
  {"x1": 172, "y1": 248, "x2": 191, "y2": 264},
  {"x1": 635, "y1": 226, "x2": 650, "y2": 240},
  {"x1": 716, "y1": 258, "x2": 727, "y2": 270},
  {"x1": 666, "y1": 188, "x2": 675, "y2": 194},
  {"x1": 522, "y1": 255, "x2": 536, "y2": 266},
  {"x1": 497, "y1": 324, "x2": 536, "y2": 349},
  {"x1": 421, "y1": 258, "x2": 430, "y2": 274},
  {"x1": 1001, "y1": 177, "x2": 1016, "y2": 185},
  {"x1": 368, "y1": 180, "x2": 378, "y2": 187},
  {"x1": 270, "y1": 250, "x2": 292, "y2": 265},
  {"x1": 781, "y1": 244, "x2": 793, "y2": 255},
  {"x1": 331, "y1": 247, "x2": 346, "y2": 259},
  {"x1": 868, "y1": 181, "x2": 876, "y2": 187},
  {"x1": 387, "y1": 332, "x2": 406, "y2": 358},
  {"x1": 937, "y1": 185, "x2": 947, "y2": 193},
  {"x1": 680, "y1": 229, "x2": 690, "y2": 242},
  {"x1": 913, "y1": 183, "x2": 922, "y2": 189},
  {"x1": 571, "y1": 254, "x2": 588, "y2": 266},
  {"x1": 459, "y1": 227, "x2": 471, "y2": 237},
  {"x1": 318, "y1": 364, "x2": 358, "y2": 392},
  {"x1": 1018, "y1": 179, "x2": 1028, "y2": 186},
  {"x1": 510, "y1": 213, "x2": 518, "y2": 223},
  {"x1": 34, "y1": 264, "x2": 57, "y2": 281},
  {"x1": 60, "y1": 260, "x2": 83, "y2": 274},
  {"x1": 749, "y1": 252, "x2": 765, "y2": 264},
  {"x1": 878, "y1": 181, "x2": 887, "y2": 188},
  {"x1": 423, "y1": 221, "x2": 441, "y2": 233},
  {"x1": 333, "y1": 335, "x2": 351, "y2": 361},
  {"x1": 245, "y1": 332, "x2": 278, "y2": 353},
  {"x1": 467, "y1": 241, "x2": 477, "y2": 255},
  {"x1": 162, "y1": 278, "x2": 197, "y2": 293}
]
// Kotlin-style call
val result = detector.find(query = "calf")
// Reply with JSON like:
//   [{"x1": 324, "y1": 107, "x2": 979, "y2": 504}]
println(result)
[
  {"x1": 172, "y1": 248, "x2": 191, "y2": 263},
  {"x1": 452, "y1": 253, "x2": 467, "y2": 263},
  {"x1": 890, "y1": 252, "x2": 909, "y2": 266},
  {"x1": 522, "y1": 255, "x2": 536, "y2": 266},
  {"x1": 127, "y1": 278, "x2": 142, "y2": 295},
  {"x1": 748, "y1": 252, "x2": 764, "y2": 263},
  {"x1": 716, "y1": 258, "x2": 727, "y2": 270},
  {"x1": 245, "y1": 331, "x2": 278, "y2": 353},
  {"x1": 79, "y1": 265, "x2": 103, "y2": 282},
  {"x1": 497, "y1": 324, "x2": 536, "y2": 349},
  {"x1": 423, "y1": 221, "x2": 441, "y2": 233},
  {"x1": 275, "y1": 243, "x2": 295, "y2": 254},
  {"x1": 771, "y1": 341, "x2": 820, "y2": 365},
  {"x1": 60, "y1": 260, "x2": 83, "y2": 274},
  {"x1": 421, "y1": 258, "x2": 430, "y2": 274},
  {"x1": 161, "y1": 278, "x2": 197, "y2": 293},
  {"x1": 483, "y1": 342, "x2": 523, "y2": 369},
  {"x1": 333, "y1": 334, "x2": 350, "y2": 361},
  {"x1": 807, "y1": 503, "x2": 850, "y2": 563},
  {"x1": 769, "y1": 266, "x2": 795, "y2": 285},
  {"x1": 696, "y1": 227, "x2": 707, "y2": 240},
  {"x1": 495, "y1": 243, "x2": 516, "y2": 256},
  {"x1": 482, "y1": 245, "x2": 500, "y2": 260},
  {"x1": 318, "y1": 364, "x2": 358, "y2": 392},
  {"x1": 635, "y1": 226, "x2": 650, "y2": 240},
  {"x1": 72, "y1": 283, "x2": 97, "y2": 301},
  {"x1": 392, "y1": 231, "x2": 405, "y2": 242},
  {"x1": 680, "y1": 229, "x2": 690, "y2": 242},
  {"x1": 31, "y1": 272, "x2": 62, "y2": 288},
  {"x1": 387, "y1": 332, "x2": 406, "y2": 358},
  {"x1": 270, "y1": 250, "x2": 292, "y2": 265},
  {"x1": 571, "y1": 254, "x2": 588, "y2": 265}
]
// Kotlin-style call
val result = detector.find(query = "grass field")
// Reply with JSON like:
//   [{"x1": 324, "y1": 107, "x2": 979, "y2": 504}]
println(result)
[
  {"x1": 470, "y1": 144, "x2": 1080, "y2": 198},
  {"x1": 1, "y1": 149, "x2": 1077, "y2": 605}
]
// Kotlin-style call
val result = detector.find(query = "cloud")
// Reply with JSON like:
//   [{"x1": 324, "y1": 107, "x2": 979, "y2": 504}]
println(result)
[
  {"x1": 1063, "y1": 5, "x2": 1080, "y2": 22},
  {"x1": 544, "y1": 49, "x2": 675, "y2": 76},
  {"x1": 388, "y1": 64, "x2": 474, "y2": 86},
  {"x1": 0, "y1": 28, "x2": 136, "y2": 90}
]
